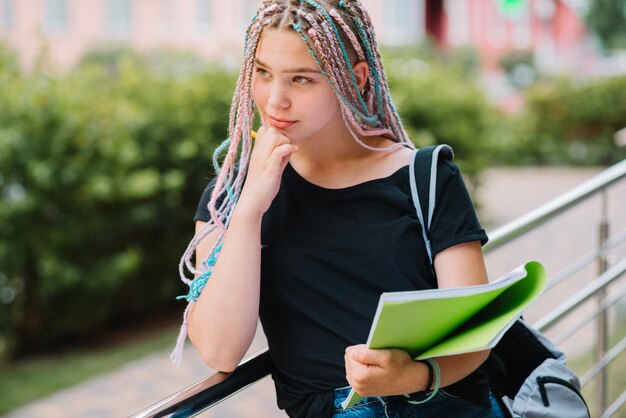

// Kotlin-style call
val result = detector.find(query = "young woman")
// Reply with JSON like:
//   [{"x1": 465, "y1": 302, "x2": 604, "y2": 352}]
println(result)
[{"x1": 173, "y1": 1, "x2": 505, "y2": 417}]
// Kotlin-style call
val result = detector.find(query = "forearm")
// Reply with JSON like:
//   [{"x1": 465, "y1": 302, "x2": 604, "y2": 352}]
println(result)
[
  {"x1": 188, "y1": 207, "x2": 263, "y2": 372},
  {"x1": 433, "y1": 349, "x2": 490, "y2": 389},
  {"x1": 401, "y1": 350, "x2": 490, "y2": 395}
]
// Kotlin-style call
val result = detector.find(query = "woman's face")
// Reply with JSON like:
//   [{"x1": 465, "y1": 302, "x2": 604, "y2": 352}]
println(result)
[{"x1": 252, "y1": 28, "x2": 344, "y2": 144}]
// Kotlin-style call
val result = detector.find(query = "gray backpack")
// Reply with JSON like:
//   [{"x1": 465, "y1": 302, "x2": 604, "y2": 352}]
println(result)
[{"x1": 409, "y1": 145, "x2": 590, "y2": 418}]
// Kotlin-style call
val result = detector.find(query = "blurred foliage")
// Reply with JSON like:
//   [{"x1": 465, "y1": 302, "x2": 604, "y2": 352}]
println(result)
[
  {"x1": 586, "y1": 0, "x2": 626, "y2": 50},
  {"x1": 1, "y1": 38, "x2": 624, "y2": 358},
  {"x1": 493, "y1": 75, "x2": 626, "y2": 165},
  {"x1": 0, "y1": 43, "x2": 236, "y2": 357},
  {"x1": 498, "y1": 50, "x2": 538, "y2": 89},
  {"x1": 383, "y1": 41, "x2": 481, "y2": 78},
  {"x1": 384, "y1": 45, "x2": 494, "y2": 185}
]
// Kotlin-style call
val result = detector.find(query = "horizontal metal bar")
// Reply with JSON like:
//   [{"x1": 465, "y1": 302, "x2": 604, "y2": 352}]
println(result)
[
  {"x1": 546, "y1": 228, "x2": 626, "y2": 292},
  {"x1": 130, "y1": 348, "x2": 272, "y2": 418},
  {"x1": 553, "y1": 287, "x2": 626, "y2": 346},
  {"x1": 534, "y1": 258, "x2": 626, "y2": 333},
  {"x1": 607, "y1": 229, "x2": 626, "y2": 249},
  {"x1": 546, "y1": 248, "x2": 601, "y2": 291},
  {"x1": 133, "y1": 162, "x2": 626, "y2": 416},
  {"x1": 600, "y1": 389, "x2": 626, "y2": 418},
  {"x1": 484, "y1": 159, "x2": 626, "y2": 253},
  {"x1": 581, "y1": 335, "x2": 626, "y2": 387}
]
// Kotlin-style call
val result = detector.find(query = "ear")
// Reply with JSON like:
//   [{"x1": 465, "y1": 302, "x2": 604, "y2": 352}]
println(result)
[{"x1": 353, "y1": 61, "x2": 369, "y2": 92}]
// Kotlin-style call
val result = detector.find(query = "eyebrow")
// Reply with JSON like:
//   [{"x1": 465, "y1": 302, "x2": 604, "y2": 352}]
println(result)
[{"x1": 254, "y1": 58, "x2": 322, "y2": 74}]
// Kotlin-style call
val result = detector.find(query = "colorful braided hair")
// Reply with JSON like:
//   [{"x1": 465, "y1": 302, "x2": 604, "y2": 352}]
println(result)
[{"x1": 171, "y1": 0, "x2": 413, "y2": 365}]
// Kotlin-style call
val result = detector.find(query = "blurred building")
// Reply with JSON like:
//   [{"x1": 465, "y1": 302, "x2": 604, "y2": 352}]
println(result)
[
  {"x1": 0, "y1": 0, "x2": 595, "y2": 74},
  {"x1": 0, "y1": 0, "x2": 435, "y2": 70},
  {"x1": 442, "y1": 0, "x2": 593, "y2": 75},
  {"x1": 0, "y1": 0, "x2": 263, "y2": 70}
]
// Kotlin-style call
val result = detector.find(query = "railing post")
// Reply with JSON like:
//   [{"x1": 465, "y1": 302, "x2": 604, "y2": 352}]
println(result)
[{"x1": 596, "y1": 189, "x2": 609, "y2": 417}]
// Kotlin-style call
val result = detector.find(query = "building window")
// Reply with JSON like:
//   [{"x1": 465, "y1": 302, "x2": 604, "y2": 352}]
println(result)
[
  {"x1": 197, "y1": 0, "x2": 211, "y2": 34},
  {"x1": 106, "y1": 0, "x2": 132, "y2": 38},
  {"x1": 383, "y1": 0, "x2": 423, "y2": 45},
  {"x1": 44, "y1": 0, "x2": 68, "y2": 35}
]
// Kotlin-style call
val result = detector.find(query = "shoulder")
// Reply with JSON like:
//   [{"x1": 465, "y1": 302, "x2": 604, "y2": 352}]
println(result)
[{"x1": 373, "y1": 145, "x2": 414, "y2": 177}]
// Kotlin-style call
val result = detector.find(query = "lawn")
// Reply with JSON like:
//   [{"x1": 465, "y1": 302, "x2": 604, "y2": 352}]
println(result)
[
  {"x1": 0, "y1": 321, "x2": 179, "y2": 415},
  {"x1": 1, "y1": 314, "x2": 624, "y2": 416}
]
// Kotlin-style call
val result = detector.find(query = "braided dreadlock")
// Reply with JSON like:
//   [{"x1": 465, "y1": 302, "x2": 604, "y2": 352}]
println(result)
[{"x1": 171, "y1": 0, "x2": 412, "y2": 365}]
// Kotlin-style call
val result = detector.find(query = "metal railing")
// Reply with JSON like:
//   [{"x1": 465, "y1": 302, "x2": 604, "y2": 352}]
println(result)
[{"x1": 132, "y1": 158, "x2": 626, "y2": 418}]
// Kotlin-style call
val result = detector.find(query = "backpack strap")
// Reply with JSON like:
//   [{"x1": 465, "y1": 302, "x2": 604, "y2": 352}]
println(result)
[{"x1": 409, "y1": 144, "x2": 454, "y2": 266}]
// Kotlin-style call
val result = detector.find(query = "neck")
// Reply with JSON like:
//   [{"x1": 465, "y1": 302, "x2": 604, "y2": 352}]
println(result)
[
  {"x1": 292, "y1": 120, "x2": 394, "y2": 171},
  {"x1": 289, "y1": 130, "x2": 407, "y2": 189}
]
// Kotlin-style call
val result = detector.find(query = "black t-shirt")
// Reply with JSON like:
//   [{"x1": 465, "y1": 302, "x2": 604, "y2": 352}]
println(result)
[{"x1": 194, "y1": 158, "x2": 490, "y2": 416}]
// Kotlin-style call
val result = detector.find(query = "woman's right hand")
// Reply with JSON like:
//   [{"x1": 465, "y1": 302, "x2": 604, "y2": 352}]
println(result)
[{"x1": 237, "y1": 126, "x2": 298, "y2": 217}]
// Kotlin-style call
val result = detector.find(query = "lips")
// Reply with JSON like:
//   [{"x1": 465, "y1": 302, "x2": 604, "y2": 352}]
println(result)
[{"x1": 267, "y1": 115, "x2": 297, "y2": 129}]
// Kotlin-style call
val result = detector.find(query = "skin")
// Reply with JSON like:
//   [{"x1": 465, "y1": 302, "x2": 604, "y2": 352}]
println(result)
[{"x1": 189, "y1": 28, "x2": 490, "y2": 397}]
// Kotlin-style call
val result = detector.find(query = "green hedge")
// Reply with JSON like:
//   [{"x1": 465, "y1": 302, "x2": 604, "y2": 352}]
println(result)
[
  {"x1": 388, "y1": 58, "x2": 494, "y2": 184},
  {"x1": 6, "y1": 41, "x2": 622, "y2": 358},
  {"x1": 494, "y1": 75, "x2": 626, "y2": 165},
  {"x1": 0, "y1": 44, "x2": 499, "y2": 356},
  {"x1": 0, "y1": 46, "x2": 236, "y2": 356}
]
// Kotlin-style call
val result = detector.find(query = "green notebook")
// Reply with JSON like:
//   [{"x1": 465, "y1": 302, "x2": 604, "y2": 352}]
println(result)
[{"x1": 341, "y1": 261, "x2": 547, "y2": 410}]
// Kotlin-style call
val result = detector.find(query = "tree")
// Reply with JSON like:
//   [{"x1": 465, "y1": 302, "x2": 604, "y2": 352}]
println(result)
[{"x1": 586, "y1": 0, "x2": 626, "y2": 50}]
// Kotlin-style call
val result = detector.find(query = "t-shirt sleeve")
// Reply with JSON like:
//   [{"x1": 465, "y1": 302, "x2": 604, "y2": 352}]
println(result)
[
  {"x1": 193, "y1": 177, "x2": 217, "y2": 223},
  {"x1": 429, "y1": 160, "x2": 488, "y2": 257}
]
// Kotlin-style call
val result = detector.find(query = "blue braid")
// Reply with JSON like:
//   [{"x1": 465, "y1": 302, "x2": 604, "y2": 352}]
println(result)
[
  {"x1": 337, "y1": 2, "x2": 407, "y2": 140},
  {"x1": 291, "y1": 22, "x2": 379, "y2": 125},
  {"x1": 346, "y1": 12, "x2": 385, "y2": 123},
  {"x1": 300, "y1": 0, "x2": 370, "y2": 117},
  {"x1": 177, "y1": 242, "x2": 223, "y2": 302},
  {"x1": 212, "y1": 138, "x2": 231, "y2": 174},
  {"x1": 244, "y1": 13, "x2": 259, "y2": 46}
]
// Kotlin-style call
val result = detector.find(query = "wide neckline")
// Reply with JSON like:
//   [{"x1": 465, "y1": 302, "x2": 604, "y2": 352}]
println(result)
[{"x1": 284, "y1": 161, "x2": 410, "y2": 198}]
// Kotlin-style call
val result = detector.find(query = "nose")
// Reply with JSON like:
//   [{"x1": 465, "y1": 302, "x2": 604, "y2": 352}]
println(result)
[{"x1": 267, "y1": 82, "x2": 291, "y2": 110}]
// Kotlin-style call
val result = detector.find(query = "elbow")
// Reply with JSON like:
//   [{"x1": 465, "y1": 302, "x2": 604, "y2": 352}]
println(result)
[
  {"x1": 188, "y1": 327, "x2": 242, "y2": 373},
  {"x1": 199, "y1": 349, "x2": 241, "y2": 373}
]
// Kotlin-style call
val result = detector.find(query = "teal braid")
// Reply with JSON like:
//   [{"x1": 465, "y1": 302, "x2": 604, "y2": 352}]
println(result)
[
  {"x1": 344, "y1": 11, "x2": 384, "y2": 122},
  {"x1": 291, "y1": 22, "x2": 378, "y2": 125},
  {"x1": 300, "y1": 0, "x2": 370, "y2": 117},
  {"x1": 344, "y1": 5, "x2": 406, "y2": 142},
  {"x1": 244, "y1": 15, "x2": 257, "y2": 47},
  {"x1": 176, "y1": 242, "x2": 223, "y2": 302},
  {"x1": 210, "y1": 138, "x2": 238, "y2": 207},
  {"x1": 212, "y1": 138, "x2": 231, "y2": 173}
]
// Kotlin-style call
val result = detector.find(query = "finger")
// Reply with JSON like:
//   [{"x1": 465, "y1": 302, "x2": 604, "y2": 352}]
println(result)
[
  {"x1": 271, "y1": 129, "x2": 291, "y2": 147},
  {"x1": 255, "y1": 129, "x2": 291, "y2": 158},
  {"x1": 351, "y1": 346, "x2": 388, "y2": 366},
  {"x1": 254, "y1": 126, "x2": 271, "y2": 146},
  {"x1": 268, "y1": 144, "x2": 298, "y2": 167},
  {"x1": 278, "y1": 146, "x2": 298, "y2": 171},
  {"x1": 344, "y1": 352, "x2": 352, "y2": 376}
]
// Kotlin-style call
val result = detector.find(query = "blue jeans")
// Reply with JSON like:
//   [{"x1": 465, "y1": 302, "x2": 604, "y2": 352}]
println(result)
[{"x1": 331, "y1": 386, "x2": 506, "y2": 418}]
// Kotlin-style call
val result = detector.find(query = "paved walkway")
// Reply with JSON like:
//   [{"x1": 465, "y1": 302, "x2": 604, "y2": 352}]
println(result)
[
  {"x1": 3, "y1": 325, "x2": 285, "y2": 418},
  {"x1": 4, "y1": 166, "x2": 625, "y2": 418}
]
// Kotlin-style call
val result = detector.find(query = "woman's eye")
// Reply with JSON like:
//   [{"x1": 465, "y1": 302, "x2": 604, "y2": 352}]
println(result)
[
  {"x1": 293, "y1": 76, "x2": 311, "y2": 84},
  {"x1": 256, "y1": 68, "x2": 270, "y2": 78}
]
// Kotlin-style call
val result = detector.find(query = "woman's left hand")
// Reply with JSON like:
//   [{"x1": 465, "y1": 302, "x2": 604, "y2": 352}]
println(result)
[{"x1": 344, "y1": 344, "x2": 427, "y2": 397}]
